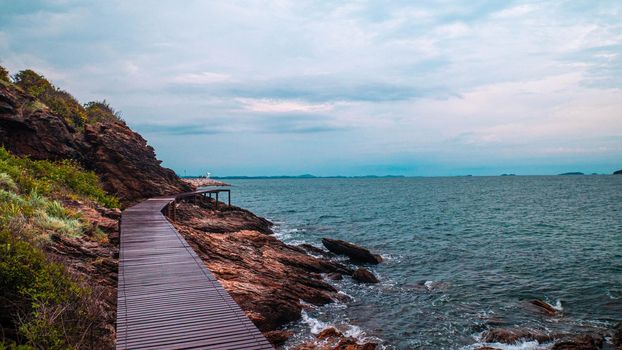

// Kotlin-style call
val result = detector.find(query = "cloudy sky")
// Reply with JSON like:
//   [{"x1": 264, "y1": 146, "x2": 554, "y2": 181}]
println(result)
[{"x1": 1, "y1": 1, "x2": 621, "y2": 176}]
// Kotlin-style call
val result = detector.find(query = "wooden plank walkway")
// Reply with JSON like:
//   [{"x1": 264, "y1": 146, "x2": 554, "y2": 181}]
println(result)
[{"x1": 116, "y1": 191, "x2": 273, "y2": 350}]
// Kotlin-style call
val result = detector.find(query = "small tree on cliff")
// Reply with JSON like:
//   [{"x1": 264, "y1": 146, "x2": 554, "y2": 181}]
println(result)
[
  {"x1": 84, "y1": 100, "x2": 125, "y2": 124},
  {"x1": 0, "y1": 65, "x2": 9, "y2": 81},
  {"x1": 13, "y1": 70, "x2": 88, "y2": 127}
]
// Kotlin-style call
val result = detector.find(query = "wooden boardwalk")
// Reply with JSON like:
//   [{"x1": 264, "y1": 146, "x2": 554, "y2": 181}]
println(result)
[{"x1": 116, "y1": 191, "x2": 273, "y2": 350}]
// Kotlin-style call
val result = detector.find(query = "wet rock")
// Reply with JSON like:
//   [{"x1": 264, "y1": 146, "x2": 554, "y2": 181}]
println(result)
[
  {"x1": 551, "y1": 334, "x2": 603, "y2": 350},
  {"x1": 612, "y1": 322, "x2": 622, "y2": 347},
  {"x1": 327, "y1": 272, "x2": 343, "y2": 281},
  {"x1": 300, "y1": 243, "x2": 333, "y2": 257},
  {"x1": 529, "y1": 299, "x2": 558, "y2": 315},
  {"x1": 475, "y1": 347, "x2": 502, "y2": 350},
  {"x1": 321, "y1": 238, "x2": 382, "y2": 264},
  {"x1": 263, "y1": 330, "x2": 293, "y2": 346},
  {"x1": 175, "y1": 204, "x2": 356, "y2": 332},
  {"x1": 482, "y1": 328, "x2": 553, "y2": 344},
  {"x1": 317, "y1": 327, "x2": 343, "y2": 339},
  {"x1": 176, "y1": 201, "x2": 274, "y2": 235},
  {"x1": 352, "y1": 268, "x2": 379, "y2": 283}
]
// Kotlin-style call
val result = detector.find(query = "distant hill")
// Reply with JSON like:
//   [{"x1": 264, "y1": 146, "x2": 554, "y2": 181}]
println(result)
[
  {"x1": 559, "y1": 172, "x2": 584, "y2": 176},
  {"x1": 614, "y1": 169, "x2": 622, "y2": 175},
  {"x1": 211, "y1": 174, "x2": 405, "y2": 180}
]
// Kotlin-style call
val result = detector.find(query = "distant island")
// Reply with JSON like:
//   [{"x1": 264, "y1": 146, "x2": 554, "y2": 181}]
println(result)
[
  {"x1": 559, "y1": 172, "x2": 584, "y2": 176},
  {"x1": 500, "y1": 173, "x2": 516, "y2": 176},
  {"x1": 615, "y1": 169, "x2": 622, "y2": 175},
  {"x1": 204, "y1": 174, "x2": 406, "y2": 180}
]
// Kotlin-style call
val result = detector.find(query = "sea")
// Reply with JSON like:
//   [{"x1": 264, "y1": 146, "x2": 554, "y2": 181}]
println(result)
[{"x1": 225, "y1": 176, "x2": 622, "y2": 350}]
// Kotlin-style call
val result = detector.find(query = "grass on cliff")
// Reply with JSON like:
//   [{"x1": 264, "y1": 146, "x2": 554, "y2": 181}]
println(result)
[
  {"x1": 1, "y1": 66, "x2": 124, "y2": 128},
  {"x1": 0, "y1": 148, "x2": 116, "y2": 348}
]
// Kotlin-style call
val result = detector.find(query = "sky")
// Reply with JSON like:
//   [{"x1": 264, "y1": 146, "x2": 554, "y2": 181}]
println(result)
[{"x1": 1, "y1": 0, "x2": 621, "y2": 176}]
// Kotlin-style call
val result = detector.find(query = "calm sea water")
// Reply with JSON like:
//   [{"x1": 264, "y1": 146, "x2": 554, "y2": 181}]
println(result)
[{"x1": 226, "y1": 176, "x2": 622, "y2": 350}]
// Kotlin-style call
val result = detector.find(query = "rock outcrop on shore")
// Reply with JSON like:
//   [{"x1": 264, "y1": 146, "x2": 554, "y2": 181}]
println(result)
[
  {"x1": 321, "y1": 238, "x2": 383, "y2": 264},
  {"x1": 0, "y1": 84, "x2": 189, "y2": 206},
  {"x1": 172, "y1": 199, "x2": 356, "y2": 345}
]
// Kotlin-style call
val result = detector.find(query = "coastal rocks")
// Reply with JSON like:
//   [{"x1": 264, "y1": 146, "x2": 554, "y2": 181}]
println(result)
[
  {"x1": 175, "y1": 201, "x2": 274, "y2": 235},
  {"x1": 321, "y1": 238, "x2": 382, "y2": 264},
  {"x1": 263, "y1": 330, "x2": 293, "y2": 346},
  {"x1": 295, "y1": 330, "x2": 378, "y2": 350},
  {"x1": 352, "y1": 268, "x2": 379, "y2": 283},
  {"x1": 529, "y1": 299, "x2": 558, "y2": 315},
  {"x1": 317, "y1": 327, "x2": 343, "y2": 339},
  {"x1": 482, "y1": 328, "x2": 553, "y2": 344},
  {"x1": 173, "y1": 204, "x2": 356, "y2": 336},
  {"x1": 551, "y1": 334, "x2": 603, "y2": 350},
  {"x1": 613, "y1": 169, "x2": 622, "y2": 175},
  {"x1": 613, "y1": 322, "x2": 622, "y2": 347},
  {"x1": 327, "y1": 272, "x2": 343, "y2": 280},
  {"x1": 0, "y1": 84, "x2": 190, "y2": 206}
]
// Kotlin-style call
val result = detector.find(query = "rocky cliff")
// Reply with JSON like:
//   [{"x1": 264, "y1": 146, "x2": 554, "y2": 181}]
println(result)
[{"x1": 0, "y1": 83, "x2": 189, "y2": 206}]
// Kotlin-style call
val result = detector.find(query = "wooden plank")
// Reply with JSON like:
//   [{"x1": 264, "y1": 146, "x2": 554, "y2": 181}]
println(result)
[{"x1": 116, "y1": 191, "x2": 272, "y2": 350}]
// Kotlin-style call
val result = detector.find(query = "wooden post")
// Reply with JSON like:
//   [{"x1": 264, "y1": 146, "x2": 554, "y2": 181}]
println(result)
[
  {"x1": 228, "y1": 190, "x2": 231, "y2": 206},
  {"x1": 215, "y1": 192, "x2": 219, "y2": 209}
]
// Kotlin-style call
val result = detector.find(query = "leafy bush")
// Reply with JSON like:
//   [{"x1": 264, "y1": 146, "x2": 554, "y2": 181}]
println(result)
[
  {"x1": 0, "y1": 65, "x2": 9, "y2": 82},
  {"x1": 0, "y1": 228, "x2": 97, "y2": 349},
  {"x1": 84, "y1": 100, "x2": 124, "y2": 124},
  {"x1": 13, "y1": 70, "x2": 88, "y2": 128},
  {"x1": 0, "y1": 148, "x2": 119, "y2": 208}
]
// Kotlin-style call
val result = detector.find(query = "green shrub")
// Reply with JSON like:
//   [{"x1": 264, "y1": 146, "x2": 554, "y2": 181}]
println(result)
[
  {"x1": 0, "y1": 229, "x2": 90, "y2": 349},
  {"x1": 13, "y1": 70, "x2": 87, "y2": 128},
  {"x1": 0, "y1": 148, "x2": 119, "y2": 208},
  {"x1": 0, "y1": 65, "x2": 9, "y2": 82},
  {"x1": 84, "y1": 100, "x2": 124, "y2": 124}
]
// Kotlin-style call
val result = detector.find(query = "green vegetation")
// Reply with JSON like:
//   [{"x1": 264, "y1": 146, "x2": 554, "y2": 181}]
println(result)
[
  {"x1": 0, "y1": 148, "x2": 119, "y2": 209},
  {"x1": 0, "y1": 65, "x2": 9, "y2": 82},
  {"x1": 0, "y1": 65, "x2": 123, "y2": 128},
  {"x1": 84, "y1": 100, "x2": 124, "y2": 124},
  {"x1": 0, "y1": 148, "x2": 117, "y2": 348}
]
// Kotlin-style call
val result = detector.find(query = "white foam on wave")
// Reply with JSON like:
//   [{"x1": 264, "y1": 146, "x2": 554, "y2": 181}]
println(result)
[
  {"x1": 461, "y1": 340, "x2": 550, "y2": 350},
  {"x1": 553, "y1": 299, "x2": 563, "y2": 311},
  {"x1": 301, "y1": 311, "x2": 329, "y2": 334},
  {"x1": 424, "y1": 280, "x2": 435, "y2": 291}
]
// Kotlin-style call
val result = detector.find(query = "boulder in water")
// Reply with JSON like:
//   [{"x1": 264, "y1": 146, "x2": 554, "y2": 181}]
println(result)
[
  {"x1": 317, "y1": 327, "x2": 342, "y2": 339},
  {"x1": 352, "y1": 268, "x2": 379, "y2": 283},
  {"x1": 529, "y1": 299, "x2": 558, "y2": 315},
  {"x1": 551, "y1": 334, "x2": 603, "y2": 350},
  {"x1": 321, "y1": 238, "x2": 383, "y2": 264},
  {"x1": 482, "y1": 328, "x2": 553, "y2": 344}
]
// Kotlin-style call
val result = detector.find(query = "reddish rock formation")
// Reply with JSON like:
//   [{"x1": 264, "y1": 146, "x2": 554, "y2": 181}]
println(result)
[
  {"x1": 482, "y1": 328, "x2": 553, "y2": 344},
  {"x1": 173, "y1": 200, "x2": 354, "y2": 343},
  {"x1": 0, "y1": 84, "x2": 190, "y2": 206},
  {"x1": 352, "y1": 268, "x2": 379, "y2": 283},
  {"x1": 321, "y1": 238, "x2": 383, "y2": 264},
  {"x1": 317, "y1": 327, "x2": 343, "y2": 339},
  {"x1": 551, "y1": 334, "x2": 603, "y2": 350},
  {"x1": 44, "y1": 201, "x2": 120, "y2": 349},
  {"x1": 528, "y1": 299, "x2": 558, "y2": 315}
]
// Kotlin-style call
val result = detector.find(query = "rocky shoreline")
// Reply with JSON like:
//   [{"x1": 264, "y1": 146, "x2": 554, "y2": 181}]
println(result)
[{"x1": 171, "y1": 196, "x2": 382, "y2": 349}]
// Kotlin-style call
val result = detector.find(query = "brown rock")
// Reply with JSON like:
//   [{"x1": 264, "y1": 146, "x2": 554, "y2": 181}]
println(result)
[
  {"x1": 300, "y1": 243, "x2": 333, "y2": 257},
  {"x1": 352, "y1": 268, "x2": 379, "y2": 283},
  {"x1": 0, "y1": 84, "x2": 191, "y2": 206},
  {"x1": 482, "y1": 328, "x2": 553, "y2": 344},
  {"x1": 613, "y1": 322, "x2": 622, "y2": 347},
  {"x1": 317, "y1": 327, "x2": 343, "y2": 339},
  {"x1": 263, "y1": 330, "x2": 293, "y2": 346},
  {"x1": 174, "y1": 204, "x2": 356, "y2": 332},
  {"x1": 321, "y1": 238, "x2": 382, "y2": 264},
  {"x1": 176, "y1": 201, "x2": 274, "y2": 235},
  {"x1": 475, "y1": 348, "x2": 502, "y2": 350},
  {"x1": 529, "y1": 299, "x2": 558, "y2": 315},
  {"x1": 551, "y1": 334, "x2": 603, "y2": 350},
  {"x1": 327, "y1": 272, "x2": 343, "y2": 281}
]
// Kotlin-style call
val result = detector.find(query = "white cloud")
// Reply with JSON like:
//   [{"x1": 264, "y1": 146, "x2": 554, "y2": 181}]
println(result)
[
  {"x1": 171, "y1": 72, "x2": 233, "y2": 85},
  {"x1": 236, "y1": 98, "x2": 334, "y2": 113}
]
